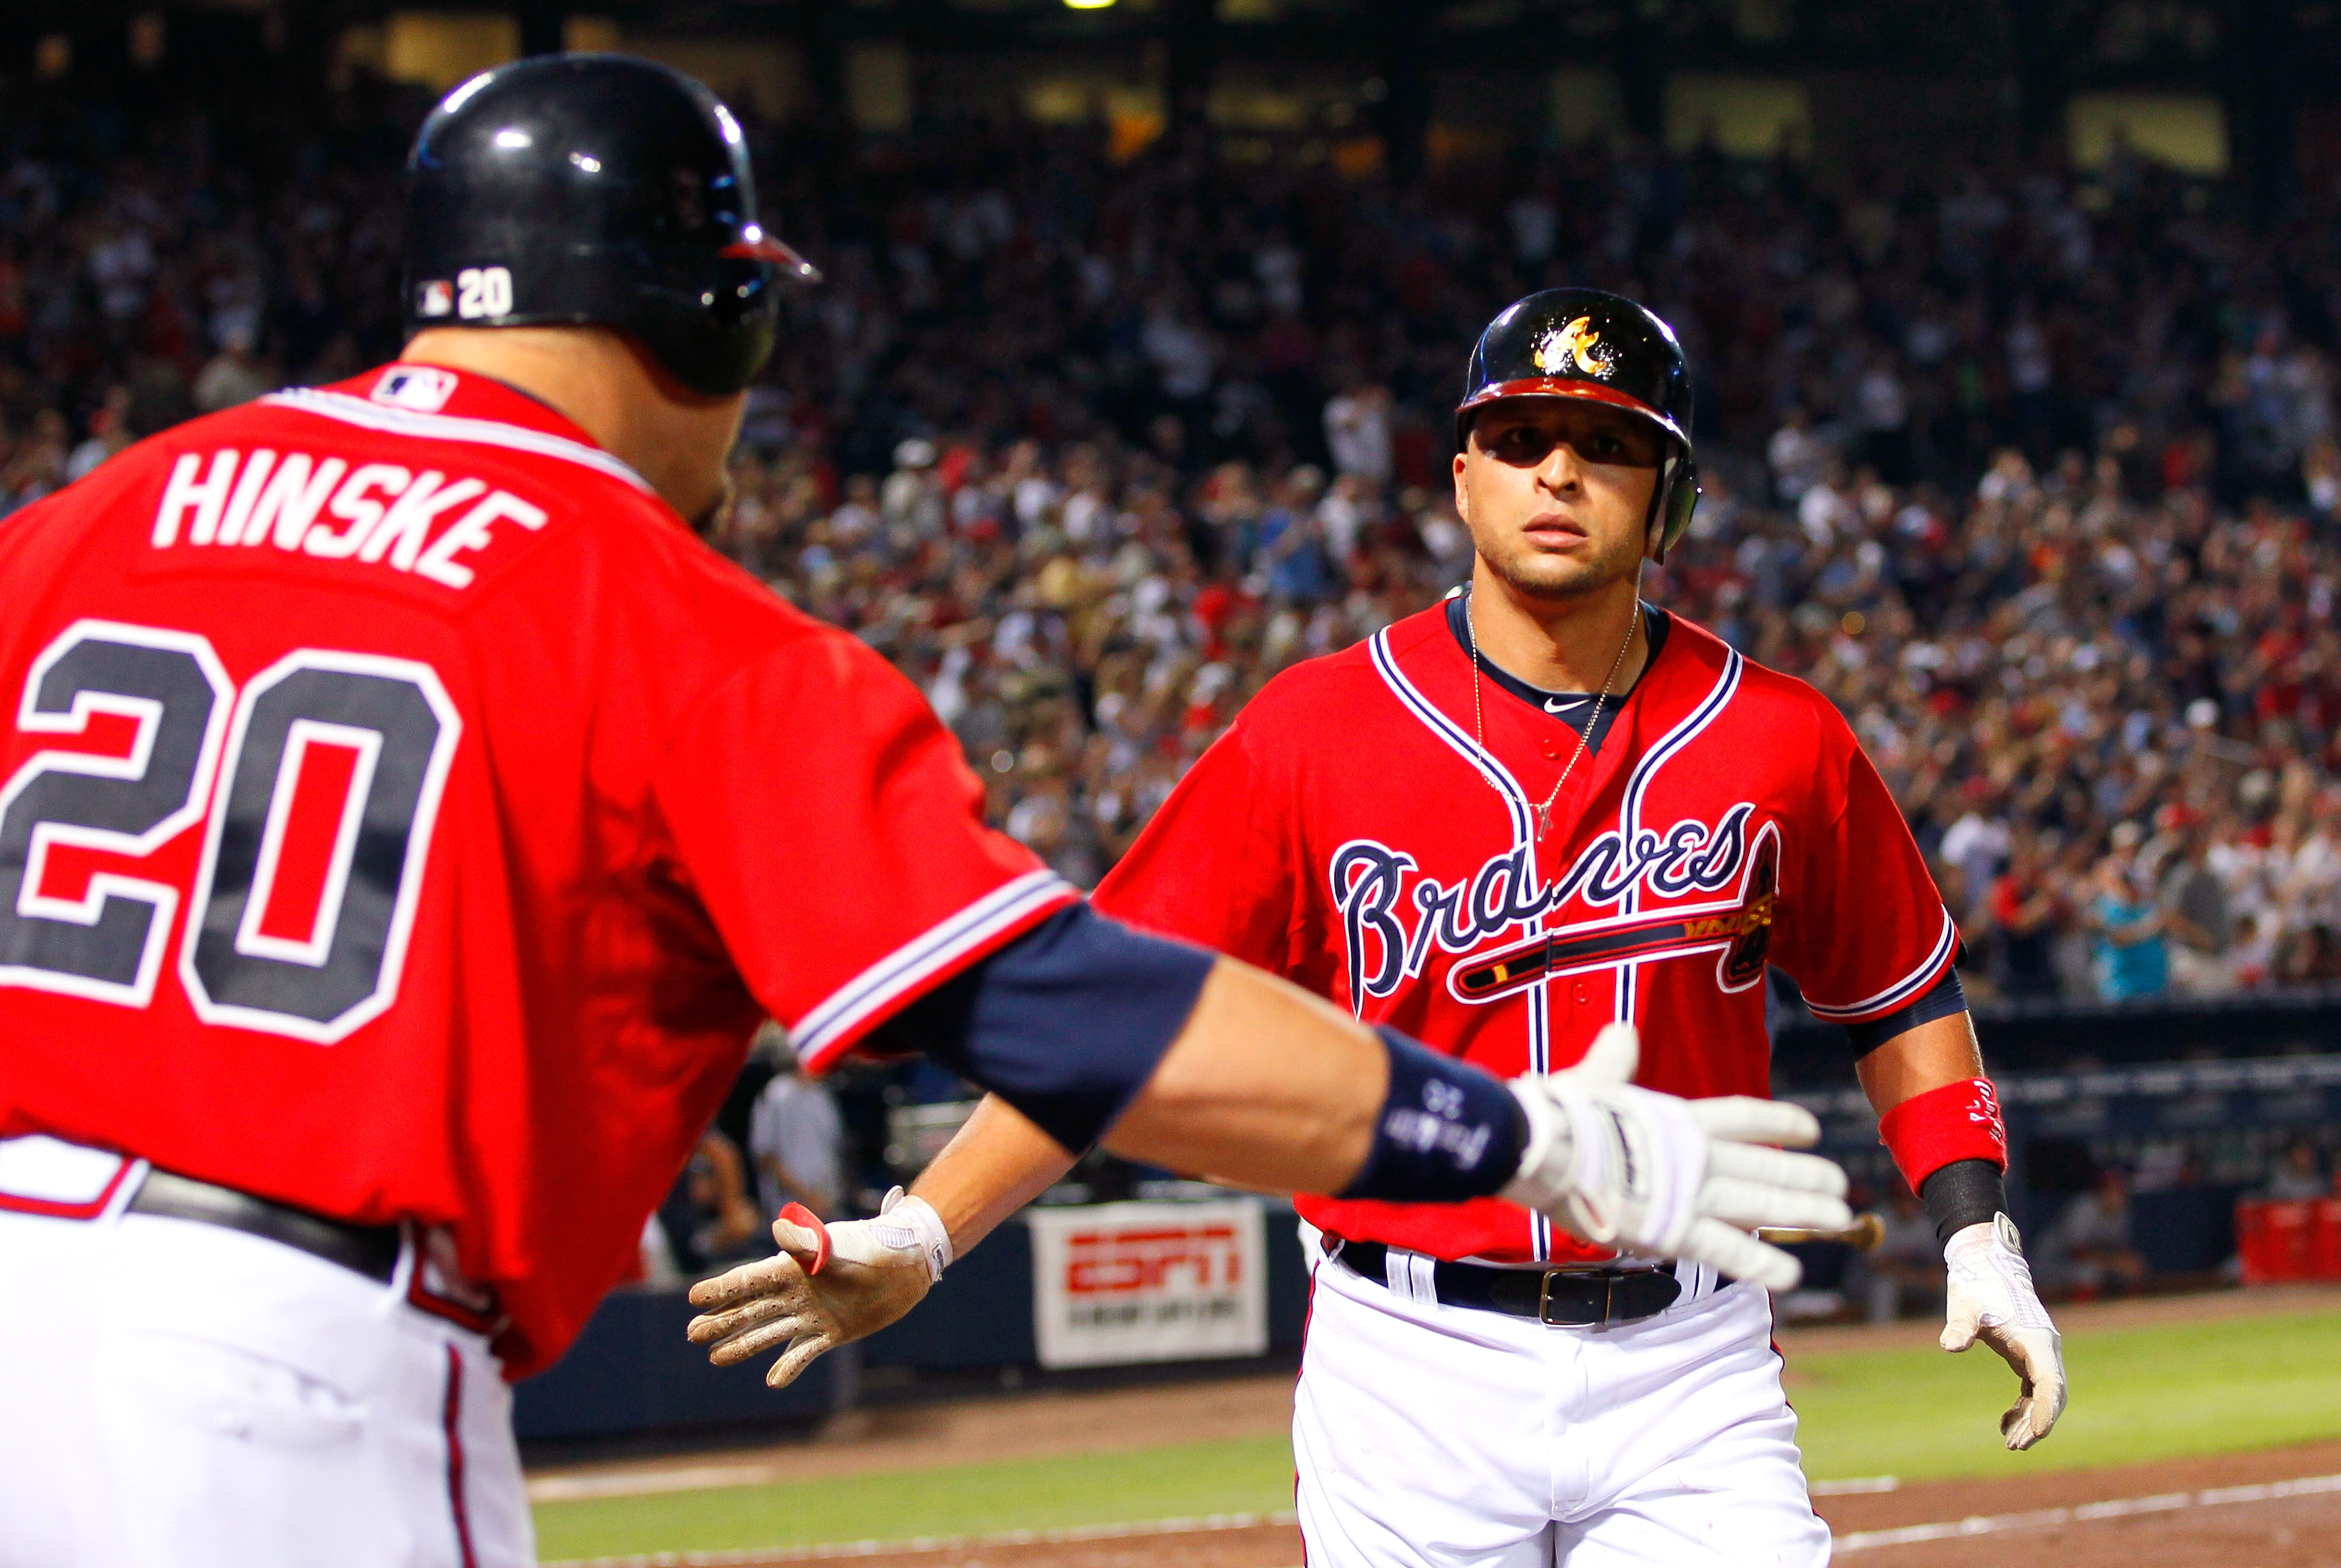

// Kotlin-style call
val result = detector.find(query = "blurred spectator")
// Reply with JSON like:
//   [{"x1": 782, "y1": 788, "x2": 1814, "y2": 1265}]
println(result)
[
  {"x1": 1988, "y1": 835, "x2": 2065, "y2": 1001},
  {"x1": 1767, "y1": 408, "x2": 1828, "y2": 505},
  {"x1": 5, "y1": 82, "x2": 2341, "y2": 1010},
  {"x1": 2034, "y1": 1168, "x2": 2149, "y2": 1301},
  {"x1": 747, "y1": 1025, "x2": 845, "y2": 1221},
  {"x1": 1849, "y1": 1183, "x2": 1944, "y2": 1324},
  {"x1": 2160, "y1": 829, "x2": 2236, "y2": 996},
  {"x1": 2261, "y1": 1138, "x2": 2330, "y2": 1202},
  {"x1": 1324, "y1": 382, "x2": 1393, "y2": 486},
  {"x1": 64, "y1": 385, "x2": 132, "y2": 482},
  {"x1": 1939, "y1": 785, "x2": 2011, "y2": 923},
  {"x1": 656, "y1": 1131, "x2": 766, "y2": 1275},
  {"x1": 193, "y1": 325, "x2": 275, "y2": 414},
  {"x1": 2089, "y1": 837, "x2": 2169, "y2": 1002},
  {"x1": 122, "y1": 362, "x2": 195, "y2": 444}
]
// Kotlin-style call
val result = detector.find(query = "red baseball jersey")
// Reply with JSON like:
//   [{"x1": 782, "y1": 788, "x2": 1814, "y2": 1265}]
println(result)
[
  {"x1": 1093, "y1": 599, "x2": 1953, "y2": 1266},
  {"x1": 0, "y1": 363, "x2": 1074, "y2": 1374}
]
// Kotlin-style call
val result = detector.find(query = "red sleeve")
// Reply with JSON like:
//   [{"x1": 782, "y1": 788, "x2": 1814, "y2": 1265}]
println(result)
[
  {"x1": 1093, "y1": 713, "x2": 1321, "y2": 986},
  {"x1": 1768, "y1": 709, "x2": 1959, "y2": 1025},
  {"x1": 654, "y1": 630, "x2": 1076, "y2": 1072}
]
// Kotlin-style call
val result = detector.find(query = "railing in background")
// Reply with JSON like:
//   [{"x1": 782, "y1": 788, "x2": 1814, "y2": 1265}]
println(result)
[{"x1": 1771, "y1": 984, "x2": 2341, "y2": 1086}]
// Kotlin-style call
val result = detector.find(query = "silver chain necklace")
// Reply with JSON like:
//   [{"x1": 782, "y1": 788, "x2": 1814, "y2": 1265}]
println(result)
[{"x1": 1466, "y1": 592, "x2": 1641, "y2": 843}]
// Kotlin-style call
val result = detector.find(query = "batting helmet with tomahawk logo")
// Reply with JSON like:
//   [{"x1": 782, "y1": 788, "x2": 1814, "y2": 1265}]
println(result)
[
  {"x1": 404, "y1": 53, "x2": 821, "y2": 397},
  {"x1": 1456, "y1": 287, "x2": 1700, "y2": 563}
]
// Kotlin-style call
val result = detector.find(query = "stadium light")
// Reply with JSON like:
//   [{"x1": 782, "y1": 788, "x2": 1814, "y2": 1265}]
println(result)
[{"x1": 1063, "y1": 0, "x2": 1118, "y2": 9}]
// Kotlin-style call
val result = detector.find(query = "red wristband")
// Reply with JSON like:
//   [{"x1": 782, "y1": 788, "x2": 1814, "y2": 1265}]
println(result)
[{"x1": 1876, "y1": 1077, "x2": 2006, "y2": 1192}]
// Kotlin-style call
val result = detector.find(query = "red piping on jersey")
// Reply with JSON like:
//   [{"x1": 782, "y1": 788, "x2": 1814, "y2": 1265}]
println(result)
[
  {"x1": 443, "y1": 1344, "x2": 479, "y2": 1568},
  {"x1": 794, "y1": 874, "x2": 1079, "y2": 1074},
  {"x1": 1801, "y1": 906, "x2": 1961, "y2": 1022},
  {"x1": 0, "y1": 1153, "x2": 137, "y2": 1221}
]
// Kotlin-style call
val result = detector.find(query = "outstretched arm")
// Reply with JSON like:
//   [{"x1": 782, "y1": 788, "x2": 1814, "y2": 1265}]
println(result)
[
  {"x1": 1859, "y1": 1009, "x2": 2066, "y2": 1451},
  {"x1": 688, "y1": 936, "x2": 1850, "y2": 1388},
  {"x1": 687, "y1": 1093, "x2": 1069, "y2": 1384},
  {"x1": 916, "y1": 1094, "x2": 1075, "y2": 1255}
]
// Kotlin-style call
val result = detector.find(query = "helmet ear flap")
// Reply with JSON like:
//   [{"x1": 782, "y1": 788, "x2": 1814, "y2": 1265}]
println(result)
[{"x1": 1647, "y1": 447, "x2": 1700, "y2": 564}]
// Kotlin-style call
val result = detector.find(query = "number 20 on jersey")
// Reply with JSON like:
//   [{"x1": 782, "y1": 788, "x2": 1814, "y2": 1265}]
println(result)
[{"x1": 0, "y1": 619, "x2": 459, "y2": 1044}]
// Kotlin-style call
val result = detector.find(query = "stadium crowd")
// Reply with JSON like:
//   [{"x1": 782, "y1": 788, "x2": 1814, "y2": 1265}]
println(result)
[{"x1": 7, "y1": 83, "x2": 2341, "y2": 1010}]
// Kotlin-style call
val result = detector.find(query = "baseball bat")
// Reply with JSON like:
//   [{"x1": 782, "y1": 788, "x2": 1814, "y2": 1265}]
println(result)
[{"x1": 1755, "y1": 1212, "x2": 1884, "y2": 1250}]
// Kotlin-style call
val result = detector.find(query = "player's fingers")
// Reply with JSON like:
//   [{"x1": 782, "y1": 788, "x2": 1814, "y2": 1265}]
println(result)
[
  {"x1": 1989, "y1": 1329, "x2": 2066, "y2": 1449},
  {"x1": 2014, "y1": 1373, "x2": 2068, "y2": 1449},
  {"x1": 688, "y1": 1289, "x2": 802, "y2": 1347},
  {"x1": 1685, "y1": 1096, "x2": 1822, "y2": 1150},
  {"x1": 705, "y1": 1313, "x2": 814, "y2": 1368},
  {"x1": 1703, "y1": 1141, "x2": 1849, "y2": 1197},
  {"x1": 1577, "y1": 1022, "x2": 1640, "y2": 1083},
  {"x1": 766, "y1": 1331, "x2": 838, "y2": 1390},
  {"x1": 770, "y1": 1213, "x2": 828, "y2": 1264},
  {"x1": 1698, "y1": 1177, "x2": 1851, "y2": 1234},
  {"x1": 688, "y1": 1252, "x2": 803, "y2": 1312},
  {"x1": 1678, "y1": 1216, "x2": 1803, "y2": 1292},
  {"x1": 1940, "y1": 1295, "x2": 1982, "y2": 1354}
]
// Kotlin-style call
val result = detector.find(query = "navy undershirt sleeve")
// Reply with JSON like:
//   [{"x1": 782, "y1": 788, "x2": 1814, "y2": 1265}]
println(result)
[
  {"x1": 861, "y1": 903, "x2": 1215, "y2": 1152},
  {"x1": 1846, "y1": 966, "x2": 1967, "y2": 1056}
]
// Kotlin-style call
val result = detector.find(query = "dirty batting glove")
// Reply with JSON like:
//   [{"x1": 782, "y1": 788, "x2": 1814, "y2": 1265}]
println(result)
[
  {"x1": 1501, "y1": 1023, "x2": 1852, "y2": 1292},
  {"x1": 1942, "y1": 1214, "x2": 2067, "y2": 1449},
  {"x1": 686, "y1": 1187, "x2": 951, "y2": 1389}
]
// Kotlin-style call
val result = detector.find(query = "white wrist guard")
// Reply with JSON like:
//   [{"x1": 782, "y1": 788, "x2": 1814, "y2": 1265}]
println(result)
[{"x1": 865, "y1": 1187, "x2": 953, "y2": 1284}]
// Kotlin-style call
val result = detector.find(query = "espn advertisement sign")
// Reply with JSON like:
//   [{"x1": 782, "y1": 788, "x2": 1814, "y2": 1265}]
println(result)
[{"x1": 1027, "y1": 1199, "x2": 1268, "y2": 1369}]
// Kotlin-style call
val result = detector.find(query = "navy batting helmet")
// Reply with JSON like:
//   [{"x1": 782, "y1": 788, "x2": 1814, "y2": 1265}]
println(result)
[
  {"x1": 1456, "y1": 288, "x2": 1699, "y2": 562},
  {"x1": 403, "y1": 54, "x2": 820, "y2": 397}
]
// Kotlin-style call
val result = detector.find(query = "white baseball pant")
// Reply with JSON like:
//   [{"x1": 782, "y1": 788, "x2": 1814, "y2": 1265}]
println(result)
[
  {"x1": 1295, "y1": 1238, "x2": 1830, "y2": 1567},
  {"x1": 0, "y1": 1137, "x2": 532, "y2": 1568}
]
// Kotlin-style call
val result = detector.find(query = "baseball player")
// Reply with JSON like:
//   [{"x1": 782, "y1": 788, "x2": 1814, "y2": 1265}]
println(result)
[
  {"x1": 692, "y1": 290, "x2": 2068, "y2": 1566},
  {"x1": 0, "y1": 59, "x2": 1849, "y2": 1568}
]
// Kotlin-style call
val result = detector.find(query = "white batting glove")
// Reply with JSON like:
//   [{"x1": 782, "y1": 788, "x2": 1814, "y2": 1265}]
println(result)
[
  {"x1": 1501, "y1": 1023, "x2": 1851, "y2": 1292},
  {"x1": 686, "y1": 1187, "x2": 952, "y2": 1388},
  {"x1": 1942, "y1": 1214, "x2": 2066, "y2": 1449}
]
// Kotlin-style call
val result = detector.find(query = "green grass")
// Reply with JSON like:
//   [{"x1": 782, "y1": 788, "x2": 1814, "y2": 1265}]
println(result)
[
  {"x1": 532, "y1": 1310, "x2": 2341, "y2": 1561},
  {"x1": 1791, "y1": 1308, "x2": 2341, "y2": 1482},
  {"x1": 531, "y1": 1433, "x2": 1295, "y2": 1561}
]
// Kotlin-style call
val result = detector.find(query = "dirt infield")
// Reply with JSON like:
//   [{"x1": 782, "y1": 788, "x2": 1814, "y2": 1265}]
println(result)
[{"x1": 1821, "y1": 1440, "x2": 2341, "y2": 1567}]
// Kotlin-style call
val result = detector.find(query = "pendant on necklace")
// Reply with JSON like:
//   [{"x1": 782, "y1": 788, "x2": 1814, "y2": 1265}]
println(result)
[{"x1": 1534, "y1": 802, "x2": 1552, "y2": 841}]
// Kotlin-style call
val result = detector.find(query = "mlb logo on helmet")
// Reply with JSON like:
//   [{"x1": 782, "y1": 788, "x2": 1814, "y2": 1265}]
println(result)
[{"x1": 416, "y1": 279, "x2": 454, "y2": 317}]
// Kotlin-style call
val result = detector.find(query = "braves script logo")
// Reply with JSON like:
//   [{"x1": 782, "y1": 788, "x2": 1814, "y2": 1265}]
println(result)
[{"x1": 1330, "y1": 805, "x2": 1771, "y2": 1004}]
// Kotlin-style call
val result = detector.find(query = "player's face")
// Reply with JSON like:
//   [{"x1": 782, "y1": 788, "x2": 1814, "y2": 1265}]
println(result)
[{"x1": 1452, "y1": 399, "x2": 1661, "y2": 601}]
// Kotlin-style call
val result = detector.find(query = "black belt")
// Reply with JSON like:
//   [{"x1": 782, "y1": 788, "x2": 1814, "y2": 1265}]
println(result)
[
  {"x1": 1335, "y1": 1240, "x2": 1680, "y2": 1327},
  {"x1": 128, "y1": 1168, "x2": 403, "y2": 1284}
]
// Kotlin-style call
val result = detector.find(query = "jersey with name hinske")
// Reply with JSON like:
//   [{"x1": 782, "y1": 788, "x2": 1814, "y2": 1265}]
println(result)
[
  {"x1": 1092, "y1": 601, "x2": 1954, "y2": 1266},
  {"x1": 0, "y1": 364, "x2": 1074, "y2": 1374}
]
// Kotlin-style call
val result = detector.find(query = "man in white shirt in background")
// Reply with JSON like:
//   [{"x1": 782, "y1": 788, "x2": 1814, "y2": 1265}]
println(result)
[{"x1": 748, "y1": 1025, "x2": 846, "y2": 1221}]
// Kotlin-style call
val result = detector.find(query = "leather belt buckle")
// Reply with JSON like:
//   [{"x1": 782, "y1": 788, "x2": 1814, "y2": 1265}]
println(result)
[{"x1": 1536, "y1": 1267, "x2": 1603, "y2": 1327}]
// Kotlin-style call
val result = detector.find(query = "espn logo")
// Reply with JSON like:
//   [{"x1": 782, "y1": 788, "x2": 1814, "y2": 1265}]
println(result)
[{"x1": 1063, "y1": 1223, "x2": 1242, "y2": 1296}]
